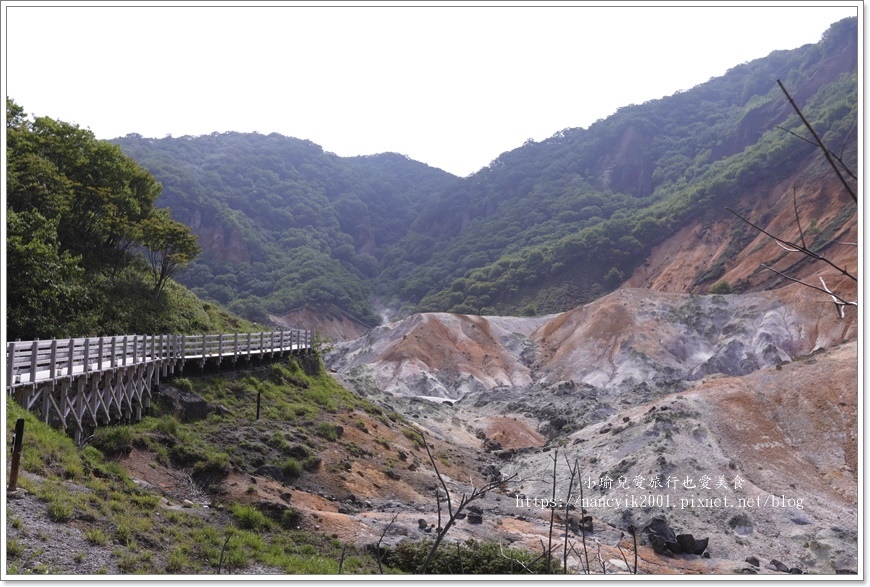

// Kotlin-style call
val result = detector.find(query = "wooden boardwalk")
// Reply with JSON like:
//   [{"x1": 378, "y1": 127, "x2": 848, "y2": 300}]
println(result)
[{"x1": 6, "y1": 330, "x2": 311, "y2": 442}]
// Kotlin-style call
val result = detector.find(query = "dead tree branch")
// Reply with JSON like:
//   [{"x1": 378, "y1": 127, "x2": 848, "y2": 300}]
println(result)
[
  {"x1": 777, "y1": 79, "x2": 856, "y2": 202},
  {"x1": 418, "y1": 430, "x2": 517, "y2": 574},
  {"x1": 375, "y1": 513, "x2": 398, "y2": 573}
]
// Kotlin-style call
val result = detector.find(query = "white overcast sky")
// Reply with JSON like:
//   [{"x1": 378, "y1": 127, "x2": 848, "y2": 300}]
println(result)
[{"x1": 2, "y1": 1, "x2": 861, "y2": 177}]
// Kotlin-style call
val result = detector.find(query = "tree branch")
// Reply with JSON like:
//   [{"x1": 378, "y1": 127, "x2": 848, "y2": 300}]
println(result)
[{"x1": 777, "y1": 79, "x2": 856, "y2": 202}]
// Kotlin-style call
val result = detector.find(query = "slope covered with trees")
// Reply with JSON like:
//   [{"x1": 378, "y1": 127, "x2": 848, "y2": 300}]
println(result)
[
  {"x1": 6, "y1": 99, "x2": 252, "y2": 340},
  {"x1": 111, "y1": 17, "x2": 856, "y2": 325},
  {"x1": 113, "y1": 134, "x2": 460, "y2": 325}
]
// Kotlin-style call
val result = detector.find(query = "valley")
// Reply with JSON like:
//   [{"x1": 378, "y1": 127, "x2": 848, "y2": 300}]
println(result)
[{"x1": 5, "y1": 16, "x2": 858, "y2": 577}]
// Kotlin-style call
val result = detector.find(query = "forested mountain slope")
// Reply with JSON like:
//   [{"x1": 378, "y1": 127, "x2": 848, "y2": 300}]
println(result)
[
  {"x1": 113, "y1": 134, "x2": 460, "y2": 326},
  {"x1": 114, "y1": 17, "x2": 857, "y2": 328}
]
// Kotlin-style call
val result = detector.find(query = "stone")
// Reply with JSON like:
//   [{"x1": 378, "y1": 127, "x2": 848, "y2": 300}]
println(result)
[
  {"x1": 766, "y1": 559, "x2": 790, "y2": 573},
  {"x1": 156, "y1": 383, "x2": 211, "y2": 421},
  {"x1": 255, "y1": 465, "x2": 284, "y2": 482},
  {"x1": 745, "y1": 556, "x2": 760, "y2": 567}
]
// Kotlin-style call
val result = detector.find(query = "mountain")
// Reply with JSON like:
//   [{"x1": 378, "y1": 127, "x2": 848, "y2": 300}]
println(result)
[
  {"x1": 113, "y1": 17, "x2": 857, "y2": 331},
  {"x1": 112, "y1": 135, "x2": 461, "y2": 327},
  {"x1": 320, "y1": 280, "x2": 857, "y2": 574}
]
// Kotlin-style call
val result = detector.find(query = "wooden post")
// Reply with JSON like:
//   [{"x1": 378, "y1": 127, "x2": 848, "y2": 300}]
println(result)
[
  {"x1": 49, "y1": 338, "x2": 57, "y2": 380},
  {"x1": 84, "y1": 337, "x2": 91, "y2": 374},
  {"x1": 8, "y1": 418, "x2": 25, "y2": 491},
  {"x1": 66, "y1": 338, "x2": 75, "y2": 378},
  {"x1": 256, "y1": 391, "x2": 261, "y2": 421},
  {"x1": 30, "y1": 339, "x2": 39, "y2": 385},
  {"x1": 6, "y1": 341, "x2": 14, "y2": 390}
]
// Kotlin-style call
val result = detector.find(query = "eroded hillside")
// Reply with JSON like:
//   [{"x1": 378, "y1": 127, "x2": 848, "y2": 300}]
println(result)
[{"x1": 323, "y1": 282, "x2": 858, "y2": 574}]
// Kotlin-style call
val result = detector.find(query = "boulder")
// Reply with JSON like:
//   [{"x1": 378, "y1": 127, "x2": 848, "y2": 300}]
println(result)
[
  {"x1": 254, "y1": 465, "x2": 284, "y2": 482},
  {"x1": 766, "y1": 559, "x2": 790, "y2": 573},
  {"x1": 156, "y1": 383, "x2": 211, "y2": 421}
]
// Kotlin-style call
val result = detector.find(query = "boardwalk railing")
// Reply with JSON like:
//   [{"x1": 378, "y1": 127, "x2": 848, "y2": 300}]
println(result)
[{"x1": 6, "y1": 330, "x2": 311, "y2": 442}]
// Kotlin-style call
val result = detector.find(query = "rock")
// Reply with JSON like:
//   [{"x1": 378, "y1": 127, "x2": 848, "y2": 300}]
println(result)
[
  {"x1": 385, "y1": 469, "x2": 401, "y2": 480},
  {"x1": 481, "y1": 464, "x2": 502, "y2": 482},
  {"x1": 280, "y1": 492, "x2": 292, "y2": 502},
  {"x1": 789, "y1": 568, "x2": 803, "y2": 574},
  {"x1": 677, "y1": 534, "x2": 708, "y2": 555},
  {"x1": 398, "y1": 451, "x2": 408, "y2": 461},
  {"x1": 766, "y1": 559, "x2": 790, "y2": 573},
  {"x1": 549, "y1": 415, "x2": 569, "y2": 430},
  {"x1": 495, "y1": 448, "x2": 515, "y2": 460},
  {"x1": 745, "y1": 556, "x2": 760, "y2": 567},
  {"x1": 483, "y1": 438, "x2": 502, "y2": 452},
  {"x1": 579, "y1": 516, "x2": 593, "y2": 533},
  {"x1": 255, "y1": 465, "x2": 284, "y2": 482},
  {"x1": 467, "y1": 512, "x2": 483, "y2": 524},
  {"x1": 644, "y1": 517, "x2": 677, "y2": 542},
  {"x1": 156, "y1": 383, "x2": 211, "y2": 421},
  {"x1": 418, "y1": 519, "x2": 428, "y2": 530},
  {"x1": 737, "y1": 566, "x2": 758, "y2": 574},
  {"x1": 467, "y1": 505, "x2": 483, "y2": 515},
  {"x1": 213, "y1": 404, "x2": 232, "y2": 417},
  {"x1": 182, "y1": 499, "x2": 195, "y2": 508}
]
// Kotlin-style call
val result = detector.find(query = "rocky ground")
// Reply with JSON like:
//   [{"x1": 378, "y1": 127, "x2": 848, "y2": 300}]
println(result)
[
  {"x1": 6, "y1": 283, "x2": 858, "y2": 576},
  {"x1": 324, "y1": 283, "x2": 858, "y2": 575}
]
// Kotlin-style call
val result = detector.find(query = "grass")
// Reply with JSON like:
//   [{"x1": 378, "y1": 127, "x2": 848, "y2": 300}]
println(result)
[{"x1": 4, "y1": 352, "x2": 417, "y2": 575}]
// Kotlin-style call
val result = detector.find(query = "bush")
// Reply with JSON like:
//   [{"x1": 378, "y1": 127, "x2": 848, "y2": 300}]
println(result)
[
  {"x1": 281, "y1": 458, "x2": 302, "y2": 479},
  {"x1": 231, "y1": 503, "x2": 271, "y2": 531},
  {"x1": 384, "y1": 539, "x2": 558, "y2": 574},
  {"x1": 708, "y1": 280, "x2": 732, "y2": 294},
  {"x1": 91, "y1": 426, "x2": 133, "y2": 456},
  {"x1": 315, "y1": 422, "x2": 341, "y2": 441},
  {"x1": 172, "y1": 378, "x2": 194, "y2": 393}
]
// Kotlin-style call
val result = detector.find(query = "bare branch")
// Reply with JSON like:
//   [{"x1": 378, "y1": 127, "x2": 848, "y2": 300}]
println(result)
[
  {"x1": 727, "y1": 207, "x2": 857, "y2": 281},
  {"x1": 375, "y1": 513, "x2": 398, "y2": 574},
  {"x1": 774, "y1": 125, "x2": 818, "y2": 147},
  {"x1": 761, "y1": 264, "x2": 856, "y2": 312},
  {"x1": 419, "y1": 428, "x2": 517, "y2": 574},
  {"x1": 791, "y1": 187, "x2": 808, "y2": 250},
  {"x1": 777, "y1": 79, "x2": 856, "y2": 202}
]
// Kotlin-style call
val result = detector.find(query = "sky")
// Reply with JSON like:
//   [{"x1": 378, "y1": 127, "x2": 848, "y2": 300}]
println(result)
[{"x1": 2, "y1": 1, "x2": 861, "y2": 177}]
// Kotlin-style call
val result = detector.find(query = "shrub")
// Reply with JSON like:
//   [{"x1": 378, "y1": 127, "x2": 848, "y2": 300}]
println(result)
[
  {"x1": 708, "y1": 280, "x2": 732, "y2": 294},
  {"x1": 91, "y1": 426, "x2": 133, "y2": 456},
  {"x1": 281, "y1": 458, "x2": 302, "y2": 479},
  {"x1": 315, "y1": 422, "x2": 341, "y2": 441},
  {"x1": 85, "y1": 528, "x2": 109, "y2": 546},
  {"x1": 384, "y1": 539, "x2": 557, "y2": 574},
  {"x1": 231, "y1": 503, "x2": 271, "y2": 531},
  {"x1": 172, "y1": 378, "x2": 194, "y2": 393},
  {"x1": 47, "y1": 498, "x2": 73, "y2": 523}
]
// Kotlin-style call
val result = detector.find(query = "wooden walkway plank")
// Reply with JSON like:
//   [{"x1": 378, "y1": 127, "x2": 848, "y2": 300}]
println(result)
[{"x1": 5, "y1": 329, "x2": 311, "y2": 436}]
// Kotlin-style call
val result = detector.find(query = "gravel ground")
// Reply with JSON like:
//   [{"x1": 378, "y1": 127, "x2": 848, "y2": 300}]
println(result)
[
  {"x1": 6, "y1": 476, "x2": 119, "y2": 575},
  {"x1": 5, "y1": 471, "x2": 284, "y2": 576}
]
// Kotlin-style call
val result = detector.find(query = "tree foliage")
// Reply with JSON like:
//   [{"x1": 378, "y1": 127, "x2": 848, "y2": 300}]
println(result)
[
  {"x1": 106, "y1": 17, "x2": 856, "y2": 322},
  {"x1": 6, "y1": 98, "x2": 220, "y2": 339}
]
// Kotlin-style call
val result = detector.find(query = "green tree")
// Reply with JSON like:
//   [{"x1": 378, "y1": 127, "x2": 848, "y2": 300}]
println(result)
[
  {"x1": 6, "y1": 209, "x2": 87, "y2": 340},
  {"x1": 7, "y1": 98, "x2": 162, "y2": 277},
  {"x1": 140, "y1": 208, "x2": 202, "y2": 297}
]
